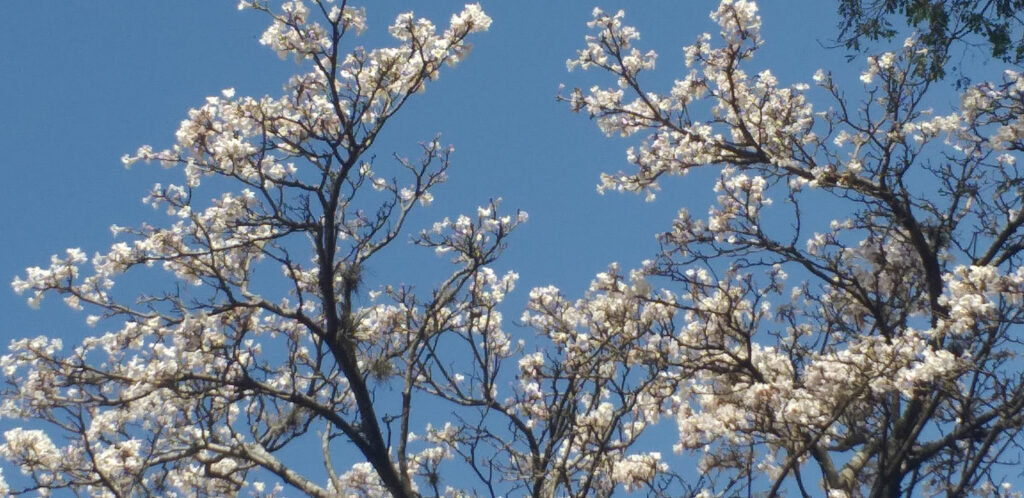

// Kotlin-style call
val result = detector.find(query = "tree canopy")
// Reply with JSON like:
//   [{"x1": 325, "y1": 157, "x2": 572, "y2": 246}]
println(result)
[
  {"x1": 4, "y1": 0, "x2": 1024, "y2": 496},
  {"x1": 836, "y1": 0, "x2": 1024, "y2": 81}
]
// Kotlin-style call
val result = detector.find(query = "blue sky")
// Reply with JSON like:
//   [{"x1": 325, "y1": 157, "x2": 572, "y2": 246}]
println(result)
[{"x1": 1, "y1": 0, "x2": 986, "y2": 494}]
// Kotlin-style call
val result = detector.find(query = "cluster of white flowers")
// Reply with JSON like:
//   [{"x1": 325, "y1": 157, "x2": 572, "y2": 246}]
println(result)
[
  {"x1": 10, "y1": 248, "x2": 86, "y2": 309},
  {"x1": 514, "y1": 263, "x2": 682, "y2": 492},
  {"x1": 610, "y1": 452, "x2": 667, "y2": 491},
  {"x1": 0, "y1": 429, "x2": 62, "y2": 478},
  {"x1": 960, "y1": 69, "x2": 1024, "y2": 153},
  {"x1": 937, "y1": 265, "x2": 1024, "y2": 336},
  {"x1": 331, "y1": 462, "x2": 387, "y2": 496},
  {"x1": 568, "y1": 0, "x2": 813, "y2": 203},
  {"x1": 260, "y1": 1, "x2": 329, "y2": 60}
]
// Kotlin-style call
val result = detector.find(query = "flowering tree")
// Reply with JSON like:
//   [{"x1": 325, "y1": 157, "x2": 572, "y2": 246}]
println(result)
[
  {"x1": 7, "y1": 0, "x2": 1024, "y2": 497},
  {"x1": 1, "y1": 2, "x2": 519, "y2": 496},
  {"x1": 558, "y1": 0, "x2": 1024, "y2": 495}
]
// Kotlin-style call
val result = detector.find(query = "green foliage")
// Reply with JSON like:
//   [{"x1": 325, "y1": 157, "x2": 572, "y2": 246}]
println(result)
[{"x1": 836, "y1": 0, "x2": 1024, "y2": 80}]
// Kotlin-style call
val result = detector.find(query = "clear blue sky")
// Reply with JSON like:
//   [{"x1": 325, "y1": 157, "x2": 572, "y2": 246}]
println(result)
[{"x1": 2, "y1": 1, "x2": 974, "y2": 494}]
